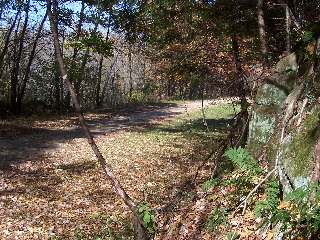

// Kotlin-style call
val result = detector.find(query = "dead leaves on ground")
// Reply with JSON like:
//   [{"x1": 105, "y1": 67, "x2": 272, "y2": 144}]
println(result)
[{"x1": 0, "y1": 107, "x2": 261, "y2": 239}]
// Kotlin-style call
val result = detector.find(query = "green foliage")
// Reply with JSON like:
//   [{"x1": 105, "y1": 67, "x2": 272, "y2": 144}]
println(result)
[
  {"x1": 206, "y1": 147, "x2": 261, "y2": 235},
  {"x1": 126, "y1": 85, "x2": 154, "y2": 105},
  {"x1": 227, "y1": 231, "x2": 240, "y2": 240},
  {"x1": 207, "y1": 206, "x2": 230, "y2": 233},
  {"x1": 67, "y1": 31, "x2": 113, "y2": 56},
  {"x1": 138, "y1": 204, "x2": 157, "y2": 234},
  {"x1": 222, "y1": 147, "x2": 263, "y2": 196},
  {"x1": 202, "y1": 178, "x2": 220, "y2": 191},
  {"x1": 71, "y1": 215, "x2": 134, "y2": 240},
  {"x1": 223, "y1": 147, "x2": 263, "y2": 176},
  {"x1": 256, "y1": 181, "x2": 320, "y2": 239},
  {"x1": 274, "y1": 182, "x2": 320, "y2": 238},
  {"x1": 302, "y1": 21, "x2": 320, "y2": 44},
  {"x1": 254, "y1": 178, "x2": 281, "y2": 218}
]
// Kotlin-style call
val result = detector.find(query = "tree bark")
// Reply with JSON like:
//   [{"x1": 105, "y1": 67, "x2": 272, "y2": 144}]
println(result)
[
  {"x1": 96, "y1": 16, "x2": 111, "y2": 108},
  {"x1": 231, "y1": 31, "x2": 249, "y2": 147},
  {"x1": 10, "y1": 0, "x2": 30, "y2": 112},
  {"x1": 17, "y1": 13, "x2": 47, "y2": 112},
  {"x1": 257, "y1": 0, "x2": 269, "y2": 70},
  {"x1": 96, "y1": 54, "x2": 104, "y2": 107},
  {"x1": 0, "y1": 6, "x2": 21, "y2": 80},
  {"x1": 231, "y1": 31, "x2": 242, "y2": 73},
  {"x1": 73, "y1": 0, "x2": 87, "y2": 96},
  {"x1": 285, "y1": 1, "x2": 291, "y2": 53},
  {"x1": 46, "y1": 1, "x2": 149, "y2": 239}
]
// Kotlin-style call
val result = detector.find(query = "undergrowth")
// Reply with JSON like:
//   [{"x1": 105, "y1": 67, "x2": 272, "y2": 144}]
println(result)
[
  {"x1": 203, "y1": 146, "x2": 320, "y2": 239},
  {"x1": 258, "y1": 181, "x2": 320, "y2": 239}
]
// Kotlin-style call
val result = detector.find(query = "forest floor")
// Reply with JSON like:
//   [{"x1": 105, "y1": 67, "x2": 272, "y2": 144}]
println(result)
[{"x1": 0, "y1": 97, "x2": 261, "y2": 240}]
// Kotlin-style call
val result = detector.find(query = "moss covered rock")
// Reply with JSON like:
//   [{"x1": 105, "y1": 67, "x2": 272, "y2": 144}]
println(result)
[
  {"x1": 248, "y1": 51, "x2": 320, "y2": 195},
  {"x1": 248, "y1": 53, "x2": 298, "y2": 156}
]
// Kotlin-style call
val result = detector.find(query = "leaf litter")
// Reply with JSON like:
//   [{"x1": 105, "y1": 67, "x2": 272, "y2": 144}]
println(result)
[{"x1": 0, "y1": 100, "x2": 260, "y2": 239}]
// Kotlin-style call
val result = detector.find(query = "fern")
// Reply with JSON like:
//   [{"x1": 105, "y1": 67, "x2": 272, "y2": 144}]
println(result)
[
  {"x1": 222, "y1": 147, "x2": 263, "y2": 197},
  {"x1": 266, "y1": 182, "x2": 320, "y2": 239},
  {"x1": 207, "y1": 206, "x2": 230, "y2": 233},
  {"x1": 255, "y1": 178, "x2": 280, "y2": 218},
  {"x1": 202, "y1": 178, "x2": 220, "y2": 191},
  {"x1": 223, "y1": 147, "x2": 263, "y2": 176}
]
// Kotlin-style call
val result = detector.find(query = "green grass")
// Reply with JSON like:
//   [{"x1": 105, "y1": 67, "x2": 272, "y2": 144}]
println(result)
[{"x1": 100, "y1": 102, "x2": 240, "y2": 204}]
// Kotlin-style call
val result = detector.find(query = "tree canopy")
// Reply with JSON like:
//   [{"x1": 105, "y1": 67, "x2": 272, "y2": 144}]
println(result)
[{"x1": 0, "y1": 0, "x2": 319, "y2": 114}]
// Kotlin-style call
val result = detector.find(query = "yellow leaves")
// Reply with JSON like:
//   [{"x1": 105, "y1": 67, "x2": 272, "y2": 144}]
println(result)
[
  {"x1": 306, "y1": 43, "x2": 315, "y2": 55},
  {"x1": 277, "y1": 201, "x2": 294, "y2": 210},
  {"x1": 18, "y1": 196, "x2": 26, "y2": 201},
  {"x1": 277, "y1": 201, "x2": 301, "y2": 219},
  {"x1": 267, "y1": 230, "x2": 274, "y2": 239}
]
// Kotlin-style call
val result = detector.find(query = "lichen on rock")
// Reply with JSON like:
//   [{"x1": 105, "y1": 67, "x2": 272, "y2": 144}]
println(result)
[{"x1": 248, "y1": 51, "x2": 320, "y2": 196}]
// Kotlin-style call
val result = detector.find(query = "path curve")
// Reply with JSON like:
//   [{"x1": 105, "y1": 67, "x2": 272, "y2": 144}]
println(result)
[{"x1": 0, "y1": 98, "x2": 236, "y2": 167}]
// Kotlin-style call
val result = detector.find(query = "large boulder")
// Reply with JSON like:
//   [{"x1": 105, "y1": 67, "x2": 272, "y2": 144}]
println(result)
[
  {"x1": 247, "y1": 52, "x2": 320, "y2": 195},
  {"x1": 247, "y1": 53, "x2": 298, "y2": 156}
]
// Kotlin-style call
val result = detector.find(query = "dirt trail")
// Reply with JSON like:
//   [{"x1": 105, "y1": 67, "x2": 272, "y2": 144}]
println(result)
[
  {"x1": 0, "y1": 98, "x2": 237, "y2": 239},
  {"x1": 0, "y1": 98, "x2": 234, "y2": 167}
]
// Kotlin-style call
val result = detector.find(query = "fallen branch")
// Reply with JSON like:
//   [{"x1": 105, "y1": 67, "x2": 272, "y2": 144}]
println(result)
[
  {"x1": 46, "y1": 1, "x2": 149, "y2": 239},
  {"x1": 233, "y1": 167, "x2": 279, "y2": 217}
]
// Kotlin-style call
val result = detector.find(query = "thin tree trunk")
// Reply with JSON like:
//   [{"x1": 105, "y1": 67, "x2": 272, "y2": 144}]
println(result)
[
  {"x1": 71, "y1": 0, "x2": 85, "y2": 97},
  {"x1": 0, "y1": 0, "x2": 7, "y2": 20},
  {"x1": 46, "y1": 1, "x2": 149, "y2": 239},
  {"x1": 232, "y1": 31, "x2": 242, "y2": 73},
  {"x1": 96, "y1": 15, "x2": 111, "y2": 108},
  {"x1": 72, "y1": 0, "x2": 85, "y2": 59},
  {"x1": 96, "y1": 54, "x2": 104, "y2": 107},
  {"x1": 10, "y1": 0, "x2": 30, "y2": 111},
  {"x1": 231, "y1": 31, "x2": 248, "y2": 147},
  {"x1": 17, "y1": 13, "x2": 47, "y2": 111},
  {"x1": 128, "y1": 44, "x2": 134, "y2": 99},
  {"x1": 0, "y1": 4, "x2": 3, "y2": 21},
  {"x1": 0, "y1": 6, "x2": 21, "y2": 80},
  {"x1": 74, "y1": 12, "x2": 101, "y2": 97},
  {"x1": 257, "y1": 0, "x2": 269, "y2": 70},
  {"x1": 285, "y1": 1, "x2": 291, "y2": 53},
  {"x1": 54, "y1": 66, "x2": 62, "y2": 109},
  {"x1": 279, "y1": 0, "x2": 302, "y2": 32}
]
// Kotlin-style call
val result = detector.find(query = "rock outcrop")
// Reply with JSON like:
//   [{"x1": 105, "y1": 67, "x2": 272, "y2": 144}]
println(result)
[{"x1": 248, "y1": 52, "x2": 320, "y2": 196}]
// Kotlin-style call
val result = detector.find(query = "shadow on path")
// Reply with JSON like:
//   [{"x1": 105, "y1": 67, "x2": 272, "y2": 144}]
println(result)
[
  {"x1": 0, "y1": 102, "x2": 188, "y2": 167},
  {"x1": 0, "y1": 99, "x2": 234, "y2": 168}
]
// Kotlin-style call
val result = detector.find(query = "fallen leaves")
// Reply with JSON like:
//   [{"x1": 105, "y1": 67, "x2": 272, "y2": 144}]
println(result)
[{"x1": 0, "y1": 102, "x2": 253, "y2": 239}]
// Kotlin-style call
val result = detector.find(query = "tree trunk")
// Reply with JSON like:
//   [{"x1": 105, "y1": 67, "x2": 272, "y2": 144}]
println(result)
[
  {"x1": 46, "y1": 1, "x2": 150, "y2": 239},
  {"x1": 74, "y1": 11, "x2": 100, "y2": 97},
  {"x1": 128, "y1": 44, "x2": 134, "y2": 99},
  {"x1": 257, "y1": 0, "x2": 269, "y2": 70},
  {"x1": 231, "y1": 31, "x2": 242, "y2": 73},
  {"x1": 53, "y1": 66, "x2": 62, "y2": 109},
  {"x1": 10, "y1": 0, "x2": 30, "y2": 112},
  {"x1": 0, "y1": 0, "x2": 5, "y2": 20},
  {"x1": 231, "y1": 32, "x2": 249, "y2": 147},
  {"x1": 17, "y1": 13, "x2": 47, "y2": 112},
  {"x1": 0, "y1": 6, "x2": 21, "y2": 80},
  {"x1": 285, "y1": 1, "x2": 291, "y2": 53},
  {"x1": 96, "y1": 54, "x2": 104, "y2": 107},
  {"x1": 71, "y1": 0, "x2": 85, "y2": 97},
  {"x1": 96, "y1": 16, "x2": 111, "y2": 108}
]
